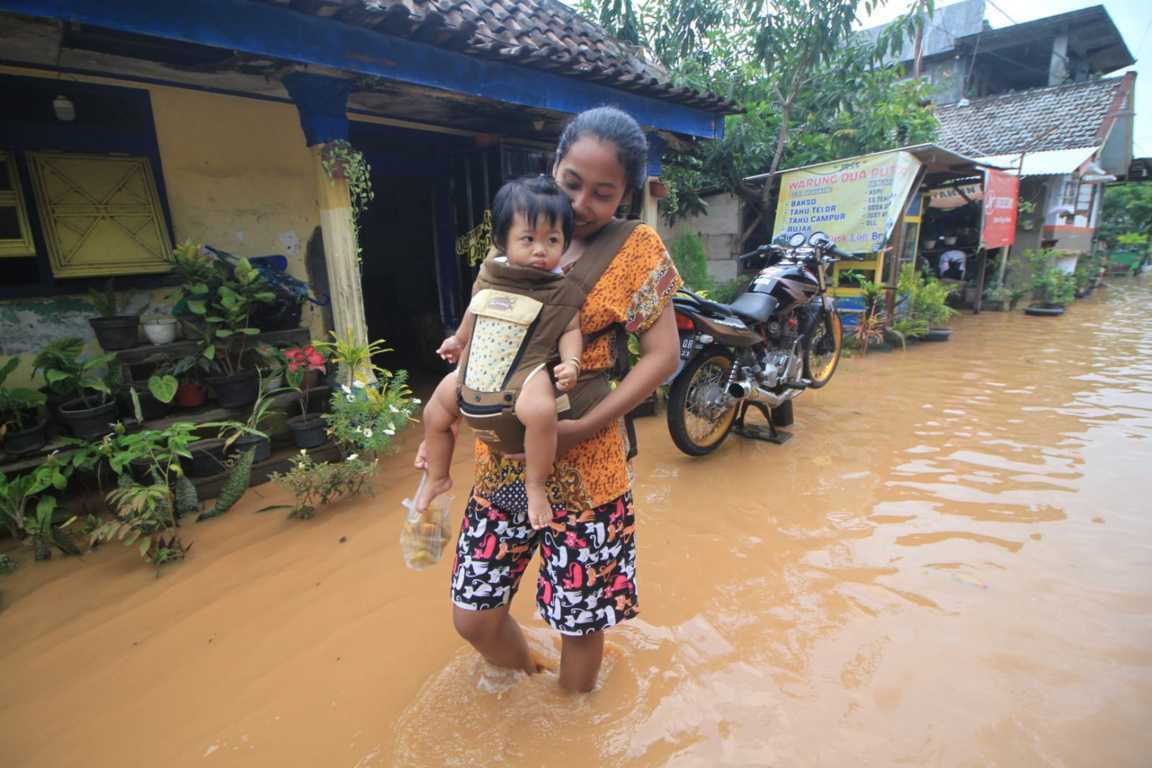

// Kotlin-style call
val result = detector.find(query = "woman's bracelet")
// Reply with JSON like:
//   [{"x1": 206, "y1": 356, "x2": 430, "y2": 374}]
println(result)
[{"x1": 566, "y1": 357, "x2": 583, "y2": 373}]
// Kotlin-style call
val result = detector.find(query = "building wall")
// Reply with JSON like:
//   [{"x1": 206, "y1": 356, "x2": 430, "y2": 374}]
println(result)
[
  {"x1": 0, "y1": 67, "x2": 322, "y2": 386},
  {"x1": 657, "y1": 192, "x2": 743, "y2": 281}
]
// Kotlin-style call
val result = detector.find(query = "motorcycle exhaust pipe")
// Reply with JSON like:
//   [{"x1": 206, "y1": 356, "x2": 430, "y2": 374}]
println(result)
[{"x1": 727, "y1": 378, "x2": 799, "y2": 408}]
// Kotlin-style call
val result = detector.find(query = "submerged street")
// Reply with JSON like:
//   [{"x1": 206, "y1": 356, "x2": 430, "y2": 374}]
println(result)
[{"x1": 2, "y1": 278, "x2": 1151, "y2": 766}]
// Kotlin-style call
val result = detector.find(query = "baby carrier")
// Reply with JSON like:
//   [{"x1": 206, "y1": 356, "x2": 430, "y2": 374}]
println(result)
[{"x1": 456, "y1": 219, "x2": 641, "y2": 455}]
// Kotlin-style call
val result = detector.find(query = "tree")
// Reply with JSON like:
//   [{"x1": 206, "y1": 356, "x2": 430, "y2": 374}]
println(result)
[
  {"x1": 1099, "y1": 183, "x2": 1152, "y2": 244},
  {"x1": 575, "y1": 0, "x2": 938, "y2": 235}
]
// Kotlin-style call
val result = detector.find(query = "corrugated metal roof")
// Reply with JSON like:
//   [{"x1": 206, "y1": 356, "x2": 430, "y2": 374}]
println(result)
[{"x1": 974, "y1": 147, "x2": 1099, "y2": 177}]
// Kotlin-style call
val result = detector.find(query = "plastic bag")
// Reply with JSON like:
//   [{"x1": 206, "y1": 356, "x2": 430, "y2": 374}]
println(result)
[{"x1": 400, "y1": 474, "x2": 454, "y2": 571}]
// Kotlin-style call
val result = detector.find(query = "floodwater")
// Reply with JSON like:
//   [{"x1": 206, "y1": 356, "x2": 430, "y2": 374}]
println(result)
[{"x1": 3, "y1": 279, "x2": 1152, "y2": 767}]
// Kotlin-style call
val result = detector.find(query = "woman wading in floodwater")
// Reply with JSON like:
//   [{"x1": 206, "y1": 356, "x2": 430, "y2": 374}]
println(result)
[{"x1": 416, "y1": 107, "x2": 681, "y2": 692}]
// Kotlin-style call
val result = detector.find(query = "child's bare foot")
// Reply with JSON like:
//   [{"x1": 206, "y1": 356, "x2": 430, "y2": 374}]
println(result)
[
  {"x1": 415, "y1": 474, "x2": 453, "y2": 513},
  {"x1": 526, "y1": 486, "x2": 552, "y2": 530}
]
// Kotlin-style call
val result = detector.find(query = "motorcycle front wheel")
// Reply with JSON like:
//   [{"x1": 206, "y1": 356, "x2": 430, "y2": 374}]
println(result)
[
  {"x1": 803, "y1": 309, "x2": 843, "y2": 389},
  {"x1": 667, "y1": 350, "x2": 739, "y2": 456}
]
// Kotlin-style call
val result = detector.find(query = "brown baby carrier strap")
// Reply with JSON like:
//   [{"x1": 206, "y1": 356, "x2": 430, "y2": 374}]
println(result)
[{"x1": 456, "y1": 219, "x2": 642, "y2": 455}]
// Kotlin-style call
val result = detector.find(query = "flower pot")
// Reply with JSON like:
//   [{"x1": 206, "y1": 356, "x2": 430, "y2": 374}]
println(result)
[
  {"x1": 3, "y1": 416, "x2": 48, "y2": 455},
  {"x1": 117, "y1": 389, "x2": 172, "y2": 422},
  {"x1": 141, "y1": 316, "x2": 178, "y2": 345},
  {"x1": 184, "y1": 439, "x2": 227, "y2": 478},
  {"x1": 128, "y1": 457, "x2": 167, "y2": 485},
  {"x1": 58, "y1": 395, "x2": 118, "y2": 440},
  {"x1": 175, "y1": 380, "x2": 207, "y2": 409},
  {"x1": 251, "y1": 299, "x2": 303, "y2": 332},
  {"x1": 305, "y1": 384, "x2": 331, "y2": 414},
  {"x1": 921, "y1": 328, "x2": 953, "y2": 342},
  {"x1": 206, "y1": 369, "x2": 259, "y2": 409},
  {"x1": 287, "y1": 414, "x2": 327, "y2": 449},
  {"x1": 228, "y1": 433, "x2": 272, "y2": 463},
  {"x1": 88, "y1": 315, "x2": 140, "y2": 351}
]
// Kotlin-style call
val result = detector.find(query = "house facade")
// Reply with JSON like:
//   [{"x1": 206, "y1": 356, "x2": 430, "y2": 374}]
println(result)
[{"x1": 0, "y1": 0, "x2": 734, "y2": 381}]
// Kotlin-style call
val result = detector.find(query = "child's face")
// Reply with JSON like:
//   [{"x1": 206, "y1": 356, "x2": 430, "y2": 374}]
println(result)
[{"x1": 503, "y1": 212, "x2": 566, "y2": 272}]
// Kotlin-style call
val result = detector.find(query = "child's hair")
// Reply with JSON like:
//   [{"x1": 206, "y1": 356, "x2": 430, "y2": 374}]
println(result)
[{"x1": 491, "y1": 176, "x2": 574, "y2": 251}]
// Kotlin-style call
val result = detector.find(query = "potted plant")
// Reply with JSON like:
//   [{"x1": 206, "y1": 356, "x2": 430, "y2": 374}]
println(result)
[
  {"x1": 283, "y1": 344, "x2": 329, "y2": 449},
  {"x1": 1024, "y1": 249, "x2": 1076, "y2": 316},
  {"x1": 186, "y1": 257, "x2": 276, "y2": 408},
  {"x1": 218, "y1": 383, "x2": 282, "y2": 463},
  {"x1": 897, "y1": 264, "x2": 958, "y2": 341},
  {"x1": 88, "y1": 280, "x2": 141, "y2": 351},
  {"x1": 171, "y1": 353, "x2": 211, "y2": 409},
  {"x1": 0, "y1": 358, "x2": 48, "y2": 455},
  {"x1": 119, "y1": 371, "x2": 179, "y2": 423},
  {"x1": 32, "y1": 338, "x2": 119, "y2": 439},
  {"x1": 0, "y1": 456, "x2": 81, "y2": 561}
]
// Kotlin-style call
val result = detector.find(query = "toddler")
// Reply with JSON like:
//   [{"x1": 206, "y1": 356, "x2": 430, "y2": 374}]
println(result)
[{"x1": 416, "y1": 176, "x2": 582, "y2": 530}]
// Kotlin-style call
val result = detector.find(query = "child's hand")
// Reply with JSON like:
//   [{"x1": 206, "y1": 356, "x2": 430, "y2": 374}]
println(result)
[
  {"x1": 553, "y1": 362, "x2": 578, "y2": 392},
  {"x1": 437, "y1": 336, "x2": 464, "y2": 364}
]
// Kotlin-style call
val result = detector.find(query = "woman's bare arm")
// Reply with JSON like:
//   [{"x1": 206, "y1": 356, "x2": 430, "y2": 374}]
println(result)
[{"x1": 555, "y1": 305, "x2": 679, "y2": 455}]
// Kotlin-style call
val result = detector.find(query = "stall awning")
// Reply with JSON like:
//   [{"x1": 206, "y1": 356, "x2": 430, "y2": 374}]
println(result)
[{"x1": 974, "y1": 147, "x2": 1098, "y2": 177}]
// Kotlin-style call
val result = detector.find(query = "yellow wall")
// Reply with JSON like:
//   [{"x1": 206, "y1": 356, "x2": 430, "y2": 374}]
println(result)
[{"x1": 0, "y1": 68, "x2": 326, "y2": 387}]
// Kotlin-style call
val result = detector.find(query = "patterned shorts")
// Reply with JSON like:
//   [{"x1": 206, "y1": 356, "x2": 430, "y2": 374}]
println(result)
[{"x1": 450, "y1": 485, "x2": 639, "y2": 636}]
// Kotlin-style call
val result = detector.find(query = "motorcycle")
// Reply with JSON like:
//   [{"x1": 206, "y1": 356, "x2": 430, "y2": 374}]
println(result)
[{"x1": 665, "y1": 230, "x2": 849, "y2": 456}]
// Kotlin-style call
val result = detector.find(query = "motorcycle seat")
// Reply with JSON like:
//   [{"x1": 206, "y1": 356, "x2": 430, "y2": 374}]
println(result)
[{"x1": 726, "y1": 292, "x2": 777, "y2": 324}]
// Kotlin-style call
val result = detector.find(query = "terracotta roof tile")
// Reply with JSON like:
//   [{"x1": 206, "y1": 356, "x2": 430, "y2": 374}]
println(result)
[
  {"x1": 934, "y1": 77, "x2": 1125, "y2": 156},
  {"x1": 261, "y1": 0, "x2": 736, "y2": 113}
]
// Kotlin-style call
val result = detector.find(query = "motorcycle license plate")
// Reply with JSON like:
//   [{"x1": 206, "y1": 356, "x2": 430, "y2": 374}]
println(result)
[{"x1": 680, "y1": 336, "x2": 695, "y2": 359}]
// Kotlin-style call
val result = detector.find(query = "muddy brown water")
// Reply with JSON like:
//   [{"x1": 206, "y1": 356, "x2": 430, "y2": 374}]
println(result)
[{"x1": 3, "y1": 280, "x2": 1152, "y2": 766}]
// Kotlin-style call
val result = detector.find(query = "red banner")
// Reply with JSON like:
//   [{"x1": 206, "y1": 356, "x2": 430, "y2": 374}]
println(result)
[{"x1": 981, "y1": 169, "x2": 1019, "y2": 249}]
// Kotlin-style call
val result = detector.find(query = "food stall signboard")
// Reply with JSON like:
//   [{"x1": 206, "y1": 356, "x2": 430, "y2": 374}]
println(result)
[
  {"x1": 773, "y1": 151, "x2": 922, "y2": 250},
  {"x1": 981, "y1": 169, "x2": 1019, "y2": 249}
]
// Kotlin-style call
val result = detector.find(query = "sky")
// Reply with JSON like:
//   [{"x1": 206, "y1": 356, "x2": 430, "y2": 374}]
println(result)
[{"x1": 858, "y1": 0, "x2": 1152, "y2": 158}]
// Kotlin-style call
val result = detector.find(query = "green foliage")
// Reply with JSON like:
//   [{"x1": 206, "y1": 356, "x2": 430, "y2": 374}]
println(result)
[
  {"x1": 898, "y1": 262, "x2": 957, "y2": 330},
  {"x1": 670, "y1": 232, "x2": 713, "y2": 292},
  {"x1": 0, "y1": 357, "x2": 46, "y2": 433},
  {"x1": 89, "y1": 422, "x2": 199, "y2": 486},
  {"x1": 174, "y1": 474, "x2": 200, "y2": 519},
  {"x1": 1116, "y1": 232, "x2": 1149, "y2": 249},
  {"x1": 628, "y1": 0, "x2": 939, "y2": 223},
  {"x1": 1074, "y1": 252, "x2": 1103, "y2": 292},
  {"x1": 315, "y1": 329, "x2": 393, "y2": 390},
  {"x1": 324, "y1": 369, "x2": 418, "y2": 455},
  {"x1": 0, "y1": 456, "x2": 80, "y2": 561},
  {"x1": 31, "y1": 338, "x2": 115, "y2": 406},
  {"x1": 709, "y1": 277, "x2": 748, "y2": 304},
  {"x1": 853, "y1": 306, "x2": 888, "y2": 354},
  {"x1": 94, "y1": 483, "x2": 188, "y2": 574},
  {"x1": 1099, "y1": 183, "x2": 1152, "y2": 243},
  {"x1": 848, "y1": 271, "x2": 884, "y2": 314},
  {"x1": 321, "y1": 140, "x2": 374, "y2": 259},
  {"x1": 185, "y1": 256, "x2": 276, "y2": 376},
  {"x1": 0, "y1": 552, "x2": 16, "y2": 575},
  {"x1": 267, "y1": 451, "x2": 377, "y2": 520},
  {"x1": 1024, "y1": 249, "x2": 1076, "y2": 307},
  {"x1": 88, "y1": 280, "x2": 129, "y2": 318},
  {"x1": 147, "y1": 374, "x2": 179, "y2": 404},
  {"x1": 197, "y1": 448, "x2": 255, "y2": 522}
]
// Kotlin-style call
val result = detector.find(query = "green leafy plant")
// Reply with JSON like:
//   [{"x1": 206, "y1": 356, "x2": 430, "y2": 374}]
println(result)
[
  {"x1": 670, "y1": 232, "x2": 714, "y2": 293},
  {"x1": 0, "y1": 456, "x2": 80, "y2": 561},
  {"x1": 897, "y1": 263, "x2": 957, "y2": 331},
  {"x1": 88, "y1": 279, "x2": 130, "y2": 318},
  {"x1": 324, "y1": 370, "x2": 418, "y2": 455},
  {"x1": 187, "y1": 257, "x2": 276, "y2": 376},
  {"x1": 1025, "y1": 249, "x2": 1076, "y2": 307},
  {"x1": 265, "y1": 451, "x2": 377, "y2": 520},
  {"x1": 315, "y1": 328, "x2": 391, "y2": 390},
  {"x1": 216, "y1": 382, "x2": 281, "y2": 451},
  {"x1": 1074, "y1": 252, "x2": 1103, "y2": 293},
  {"x1": 0, "y1": 552, "x2": 16, "y2": 575},
  {"x1": 31, "y1": 338, "x2": 115, "y2": 407},
  {"x1": 196, "y1": 448, "x2": 256, "y2": 522},
  {"x1": 94, "y1": 479, "x2": 189, "y2": 575},
  {"x1": 320, "y1": 140, "x2": 374, "y2": 257},
  {"x1": 0, "y1": 357, "x2": 46, "y2": 435}
]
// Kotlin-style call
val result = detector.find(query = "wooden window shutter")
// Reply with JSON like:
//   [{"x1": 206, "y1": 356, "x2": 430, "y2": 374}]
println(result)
[
  {"x1": 0, "y1": 150, "x2": 37, "y2": 258},
  {"x1": 28, "y1": 151, "x2": 171, "y2": 278}
]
